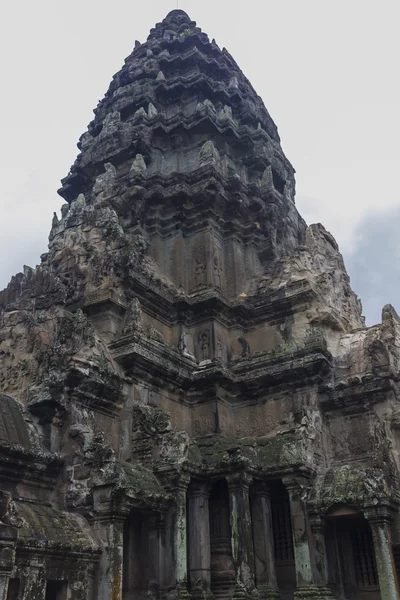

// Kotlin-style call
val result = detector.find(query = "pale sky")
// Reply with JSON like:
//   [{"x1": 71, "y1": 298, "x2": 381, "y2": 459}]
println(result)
[{"x1": 0, "y1": 0, "x2": 399, "y2": 325}]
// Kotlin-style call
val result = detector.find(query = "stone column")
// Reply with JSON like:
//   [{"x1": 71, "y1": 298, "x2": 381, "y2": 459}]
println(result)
[
  {"x1": 93, "y1": 513, "x2": 126, "y2": 600},
  {"x1": 0, "y1": 524, "x2": 17, "y2": 600},
  {"x1": 19, "y1": 562, "x2": 47, "y2": 600},
  {"x1": 148, "y1": 512, "x2": 168, "y2": 597},
  {"x1": 156, "y1": 512, "x2": 169, "y2": 590},
  {"x1": 188, "y1": 482, "x2": 213, "y2": 600},
  {"x1": 366, "y1": 509, "x2": 400, "y2": 600},
  {"x1": 283, "y1": 478, "x2": 333, "y2": 600},
  {"x1": 91, "y1": 487, "x2": 129, "y2": 600},
  {"x1": 251, "y1": 483, "x2": 279, "y2": 600},
  {"x1": 0, "y1": 579, "x2": 8, "y2": 600},
  {"x1": 69, "y1": 564, "x2": 95, "y2": 600},
  {"x1": 173, "y1": 475, "x2": 191, "y2": 600},
  {"x1": 308, "y1": 514, "x2": 329, "y2": 587},
  {"x1": 227, "y1": 473, "x2": 255, "y2": 599}
]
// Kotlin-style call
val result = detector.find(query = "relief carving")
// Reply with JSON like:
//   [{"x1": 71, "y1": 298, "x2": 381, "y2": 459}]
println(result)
[
  {"x1": 178, "y1": 332, "x2": 195, "y2": 359},
  {"x1": 199, "y1": 331, "x2": 210, "y2": 362},
  {"x1": 122, "y1": 298, "x2": 143, "y2": 335},
  {"x1": 231, "y1": 336, "x2": 250, "y2": 360},
  {"x1": 213, "y1": 252, "x2": 222, "y2": 290},
  {"x1": 216, "y1": 337, "x2": 224, "y2": 362},
  {"x1": 193, "y1": 413, "x2": 215, "y2": 437},
  {"x1": 194, "y1": 257, "x2": 207, "y2": 290}
]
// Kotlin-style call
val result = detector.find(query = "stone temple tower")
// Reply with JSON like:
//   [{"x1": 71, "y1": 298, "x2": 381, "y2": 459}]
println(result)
[{"x1": 1, "y1": 8, "x2": 400, "y2": 600}]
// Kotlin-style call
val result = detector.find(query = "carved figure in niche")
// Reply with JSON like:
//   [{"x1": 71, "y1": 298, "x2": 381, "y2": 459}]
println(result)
[
  {"x1": 194, "y1": 257, "x2": 206, "y2": 289},
  {"x1": 178, "y1": 332, "x2": 188, "y2": 354},
  {"x1": 123, "y1": 298, "x2": 143, "y2": 335},
  {"x1": 231, "y1": 336, "x2": 250, "y2": 360},
  {"x1": 73, "y1": 309, "x2": 95, "y2": 348},
  {"x1": 0, "y1": 491, "x2": 24, "y2": 528},
  {"x1": 238, "y1": 337, "x2": 250, "y2": 357},
  {"x1": 217, "y1": 337, "x2": 224, "y2": 362},
  {"x1": 178, "y1": 332, "x2": 193, "y2": 357},
  {"x1": 199, "y1": 331, "x2": 210, "y2": 361},
  {"x1": 213, "y1": 253, "x2": 222, "y2": 289},
  {"x1": 147, "y1": 325, "x2": 165, "y2": 344}
]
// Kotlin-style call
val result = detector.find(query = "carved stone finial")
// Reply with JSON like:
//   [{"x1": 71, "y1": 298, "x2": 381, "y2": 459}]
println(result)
[
  {"x1": 0, "y1": 491, "x2": 25, "y2": 528},
  {"x1": 134, "y1": 107, "x2": 147, "y2": 119},
  {"x1": 220, "y1": 105, "x2": 233, "y2": 121},
  {"x1": 23, "y1": 265, "x2": 35, "y2": 277},
  {"x1": 70, "y1": 193, "x2": 86, "y2": 212},
  {"x1": 130, "y1": 154, "x2": 147, "y2": 175},
  {"x1": 104, "y1": 162, "x2": 116, "y2": 175},
  {"x1": 261, "y1": 166, "x2": 273, "y2": 190},
  {"x1": 93, "y1": 163, "x2": 116, "y2": 196},
  {"x1": 203, "y1": 99, "x2": 215, "y2": 112},
  {"x1": 199, "y1": 140, "x2": 221, "y2": 167},
  {"x1": 148, "y1": 103, "x2": 158, "y2": 118}
]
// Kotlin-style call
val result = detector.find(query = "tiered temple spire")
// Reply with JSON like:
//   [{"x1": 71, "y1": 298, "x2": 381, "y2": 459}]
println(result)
[{"x1": 0, "y1": 9, "x2": 399, "y2": 600}]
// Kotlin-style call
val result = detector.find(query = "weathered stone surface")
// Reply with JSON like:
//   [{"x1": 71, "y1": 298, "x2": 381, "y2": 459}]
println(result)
[{"x1": 0, "y1": 7, "x2": 399, "y2": 600}]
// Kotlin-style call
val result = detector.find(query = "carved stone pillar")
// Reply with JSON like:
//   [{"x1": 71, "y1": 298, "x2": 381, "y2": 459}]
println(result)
[
  {"x1": 366, "y1": 509, "x2": 400, "y2": 600},
  {"x1": 91, "y1": 488, "x2": 129, "y2": 600},
  {"x1": 173, "y1": 475, "x2": 191, "y2": 600},
  {"x1": 0, "y1": 524, "x2": 16, "y2": 600},
  {"x1": 308, "y1": 515, "x2": 329, "y2": 587},
  {"x1": 227, "y1": 473, "x2": 255, "y2": 599},
  {"x1": 251, "y1": 484, "x2": 280, "y2": 600},
  {"x1": 19, "y1": 562, "x2": 47, "y2": 600},
  {"x1": 93, "y1": 513, "x2": 126, "y2": 600},
  {"x1": 156, "y1": 512, "x2": 170, "y2": 590},
  {"x1": 283, "y1": 478, "x2": 333, "y2": 600},
  {"x1": 148, "y1": 512, "x2": 168, "y2": 597},
  {"x1": 0, "y1": 579, "x2": 8, "y2": 600},
  {"x1": 188, "y1": 482, "x2": 213, "y2": 599},
  {"x1": 148, "y1": 514, "x2": 161, "y2": 593},
  {"x1": 69, "y1": 566, "x2": 95, "y2": 600}
]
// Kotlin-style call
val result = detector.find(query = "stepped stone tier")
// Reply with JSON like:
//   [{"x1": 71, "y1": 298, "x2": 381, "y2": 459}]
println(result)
[{"x1": 0, "y1": 8, "x2": 400, "y2": 600}]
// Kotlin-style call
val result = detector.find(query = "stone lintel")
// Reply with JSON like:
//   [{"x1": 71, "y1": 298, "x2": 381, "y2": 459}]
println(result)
[
  {"x1": 364, "y1": 505, "x2": 397, "y2": 525},
  {"x1": 111, "y1": 338, "x2": 330, "y2": 393},
  {"x1": 322, "y1": 376, "x2": 394, "y2": 410}
]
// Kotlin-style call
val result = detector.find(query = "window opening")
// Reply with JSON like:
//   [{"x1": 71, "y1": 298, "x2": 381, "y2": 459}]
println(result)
[
  {"x1": 45, "y1": 580, "x2": 68, "y2": 600},
  {"x1": 6, "y1": 579, "x2": 20, "y2": 600},
  {"x1": 271, "y1": 493, "x2": 294, "y2": 562},
  {"x1": 351, "y1": 524, "x2": 378, "y2": 587}
]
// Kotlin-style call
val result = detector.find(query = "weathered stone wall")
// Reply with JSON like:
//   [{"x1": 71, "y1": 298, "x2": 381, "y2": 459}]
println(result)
[{"x1": 0, "y1": 7, "x2": 399, "y2": 600}]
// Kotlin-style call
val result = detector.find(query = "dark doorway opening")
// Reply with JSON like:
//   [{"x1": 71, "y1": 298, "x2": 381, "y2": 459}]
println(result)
[
  {"x1": 45, "y1": 580, "x2": 68, "y2": 600},
  {"x1": 270, "y1": 481, "x2": 296, "y2": 598},
  {"x1": 6, "y1": 579, "x2": 20, "y2": 600},
  {"x1": 209, "y1": 480, "x2": 235, "y2": 600},
  {"x1": 325, "y1": 510, "x2": 380, "y2": 600}
]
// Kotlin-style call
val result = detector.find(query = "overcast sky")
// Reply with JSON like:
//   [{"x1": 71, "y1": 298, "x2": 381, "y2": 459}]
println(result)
[{"x1": 0, "y1": 0, "x2": 399, "y2": 325}]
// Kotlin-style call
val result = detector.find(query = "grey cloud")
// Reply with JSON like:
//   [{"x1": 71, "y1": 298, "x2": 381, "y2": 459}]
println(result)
[
  {"x1": 0, "y1": 171, "x2": 57, "y2": 289},
  {"x1": 345, "y1": 206, "x2": 400, "y2": 326}
]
